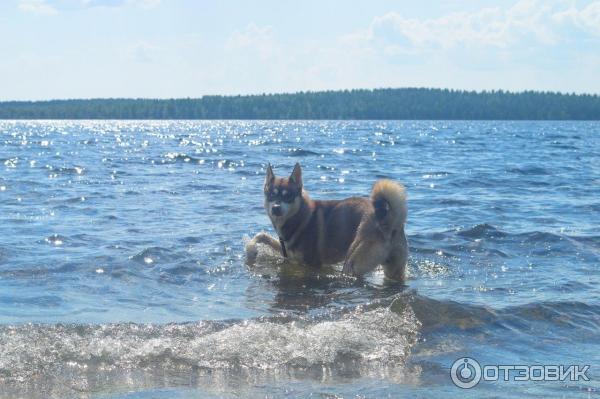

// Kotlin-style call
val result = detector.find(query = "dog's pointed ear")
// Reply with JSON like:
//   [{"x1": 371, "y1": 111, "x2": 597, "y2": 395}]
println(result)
[
  {"x1": 265, "y1": 163, "x2": 275, "y2": 187},
  {"x1": 289, "y1": 162, "x2": 302, "y2": 187}
]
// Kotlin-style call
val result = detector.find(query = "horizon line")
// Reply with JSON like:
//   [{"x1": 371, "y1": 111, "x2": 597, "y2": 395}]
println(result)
[{"x1": 2, "y1": 86, "x2": 600, "y2": 103}]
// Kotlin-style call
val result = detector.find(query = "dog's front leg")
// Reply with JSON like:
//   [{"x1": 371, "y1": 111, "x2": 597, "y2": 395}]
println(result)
[
  {"x1": 246, "y1": 232, "x2": 282, "y2": 265},
  {"x1": 383, "y1": 237, "x2": 408, "y2": 281},
  {"x1": 342, "y1": 240, "x2": 386, "y2": 276}
]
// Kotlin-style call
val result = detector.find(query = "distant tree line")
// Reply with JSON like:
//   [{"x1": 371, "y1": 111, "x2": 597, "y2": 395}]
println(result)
[{"x1": 1, "y1": 88, "x2": 599, "y2": 120}]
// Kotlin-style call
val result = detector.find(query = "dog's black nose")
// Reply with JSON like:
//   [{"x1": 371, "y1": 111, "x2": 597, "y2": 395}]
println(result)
[{"x1": 272, "y1": 204, "x2": 282, "y2": 216}]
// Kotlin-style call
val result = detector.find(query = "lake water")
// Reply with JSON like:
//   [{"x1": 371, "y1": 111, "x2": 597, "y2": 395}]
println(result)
[{"x1": 0, "y1": 120, "x2": 599, "y2": 398}]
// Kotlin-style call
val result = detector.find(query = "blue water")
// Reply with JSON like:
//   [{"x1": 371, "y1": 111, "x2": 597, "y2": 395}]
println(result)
[{"x1": 0, "y1": 120, "x2": 599, "y2": 398}]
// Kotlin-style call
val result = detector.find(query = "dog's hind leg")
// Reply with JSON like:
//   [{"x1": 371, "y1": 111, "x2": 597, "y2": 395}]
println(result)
[
  {"x1": 246, "y1": 232, "x2": 282, "y2": 265},
  {"x1": 342, "y1": 239, "x2": 387, "y2": 277}
]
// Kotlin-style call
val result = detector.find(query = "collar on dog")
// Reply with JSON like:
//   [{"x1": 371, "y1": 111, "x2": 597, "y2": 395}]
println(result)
[{"x1": 279, "y1": 236, "x2": 288, "y2": 258}]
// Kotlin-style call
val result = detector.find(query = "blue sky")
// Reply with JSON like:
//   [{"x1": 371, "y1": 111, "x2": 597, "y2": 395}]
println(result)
[{"x1": 1, "y1": 0, "x2": 599, "y2": 100}]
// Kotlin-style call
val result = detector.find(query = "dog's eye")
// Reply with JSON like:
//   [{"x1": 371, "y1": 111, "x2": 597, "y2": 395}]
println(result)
[
  {"x1": 266, "y1": 190, "x2": 279, "y2": 201},
  {"x1": 282, "y1": 191, "x2": 295, "y2": 202}
]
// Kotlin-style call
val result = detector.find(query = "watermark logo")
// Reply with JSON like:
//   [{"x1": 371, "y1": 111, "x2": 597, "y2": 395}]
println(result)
[
  {"x1": 450, "y1": 357, "x2": 590, "y2": 389},
  {"x1": 451, "y1": 357, "x2": 482, "y2": 388}
]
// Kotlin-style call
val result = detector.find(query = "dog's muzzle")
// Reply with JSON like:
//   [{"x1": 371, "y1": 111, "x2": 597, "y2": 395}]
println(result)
[{"x1": 271, "y1": 204, "x2": 283, "y2": 216}]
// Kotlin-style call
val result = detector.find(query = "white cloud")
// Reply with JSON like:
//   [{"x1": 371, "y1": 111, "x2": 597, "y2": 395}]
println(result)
[
  {"x1": 18, "y1": 0, "x2": 161, "y2": 13},
  {"x1": 553, "y1": 1, "x2": 600, "y2": 35},
  {"x1": 344, "y1": 0, "x2": 600, "y2": 53},
  {"x1": 226, "y1": 24, "x2": 277, "y2": 60},
  {"x1": 18, "y1": 0, "x2": 58, "y2": 15},
  {"x1": 82, "y1": 0, "x2": 161, "y2": 8}
]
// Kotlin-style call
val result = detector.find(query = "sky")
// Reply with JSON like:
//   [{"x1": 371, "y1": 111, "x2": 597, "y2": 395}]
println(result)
[{"x1": 1, "y1": 0, "x2": 599, "y2": 100}]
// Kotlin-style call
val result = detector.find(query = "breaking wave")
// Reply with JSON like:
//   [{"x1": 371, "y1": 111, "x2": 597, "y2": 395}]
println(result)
[{"x1": 0, "y1": 295, "x2": 419, "y2": 397}]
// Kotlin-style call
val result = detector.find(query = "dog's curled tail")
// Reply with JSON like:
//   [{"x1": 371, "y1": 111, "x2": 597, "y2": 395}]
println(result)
[{"x1": 371, "y1": 179, "x2": 407, "y2": 229}]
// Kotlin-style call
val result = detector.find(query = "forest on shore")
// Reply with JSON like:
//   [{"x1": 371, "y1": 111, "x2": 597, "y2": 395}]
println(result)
[{"x1": 1, "y1": 88, "x2": 599, "y2": 120}]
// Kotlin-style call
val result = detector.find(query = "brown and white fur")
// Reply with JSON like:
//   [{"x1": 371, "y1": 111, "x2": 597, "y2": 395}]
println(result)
[{"x1": 246, "y1": 163, "x2": 408, "y2": 280}]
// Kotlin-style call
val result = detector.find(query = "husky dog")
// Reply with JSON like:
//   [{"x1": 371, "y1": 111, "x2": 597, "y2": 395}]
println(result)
[{"x1": 246, "y1": 163, "x2": 408, "y2": 280}]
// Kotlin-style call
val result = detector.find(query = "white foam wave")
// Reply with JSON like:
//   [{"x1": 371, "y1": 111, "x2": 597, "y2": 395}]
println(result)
[{"x1": 0, "y1": 303, "x2": 419, "y2": 396}]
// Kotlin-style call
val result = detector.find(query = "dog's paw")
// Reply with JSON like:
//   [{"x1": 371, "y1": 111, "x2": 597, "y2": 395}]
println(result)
[{"x1": 342, "y1": 260, "x2": 354, "y2": 275}]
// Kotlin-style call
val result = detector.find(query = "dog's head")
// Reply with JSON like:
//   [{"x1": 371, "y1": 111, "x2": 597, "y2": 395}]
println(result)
[{"x1": 264, "y1": 162, "x2": 304, "y2": 223}]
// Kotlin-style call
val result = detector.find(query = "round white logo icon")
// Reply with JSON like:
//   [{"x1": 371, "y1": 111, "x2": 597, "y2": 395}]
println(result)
[{"x1": 451, "y1": 357, "x2": 482, "y2": 389}]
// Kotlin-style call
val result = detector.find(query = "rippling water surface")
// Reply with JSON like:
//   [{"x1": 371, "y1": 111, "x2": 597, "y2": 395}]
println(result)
[{"x1": 0, "y1": 120, "x2": 599, "y2": 398}]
